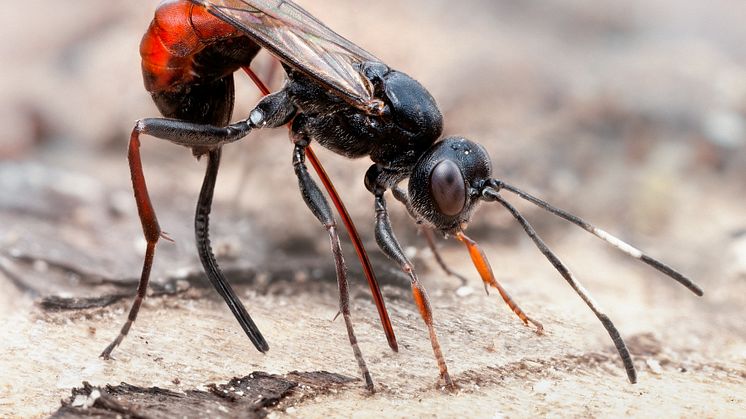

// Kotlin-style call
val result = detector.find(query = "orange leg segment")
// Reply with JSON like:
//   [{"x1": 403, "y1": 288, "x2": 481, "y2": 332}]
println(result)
[
  {"x1": 100, "y1": 127, "x2": 173, "y2": 359},
  {"x1": 455, "y1": 231, "x2": 544, "y2": 334}
]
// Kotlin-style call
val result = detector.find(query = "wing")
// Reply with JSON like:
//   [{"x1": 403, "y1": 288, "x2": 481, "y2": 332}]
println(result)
[{"x1": 191, "y1": 0, "x2": 382, "y2": 111}]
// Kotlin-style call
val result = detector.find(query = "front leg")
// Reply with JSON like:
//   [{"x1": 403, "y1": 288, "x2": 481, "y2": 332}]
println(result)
[
  {"x1": 392, "y1": 186, "x2": 542, "y2": 333},
  {"x1": 391, "y1": 186, "x2": 469, "y2": 287},
  {"x1": 368, "y1": 173, "x2": 454, "y2": 389},
  {"x1": 290, "y1": 135, "x2": 374, "y2": 392}
]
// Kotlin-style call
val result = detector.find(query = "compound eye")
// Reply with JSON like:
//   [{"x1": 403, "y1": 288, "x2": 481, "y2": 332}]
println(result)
[{"x1": 429, "y1": 160, "x2": 466, "y2": 216}]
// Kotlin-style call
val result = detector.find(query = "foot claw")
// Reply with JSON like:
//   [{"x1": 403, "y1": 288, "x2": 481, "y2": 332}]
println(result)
[
  {"x1": 440, "y1": 373, "x2": 456, "y2": 392},
  {"x1": 528, "y1": 318, "x2": 545, "y2": 335},
  {"x1": 363, "y1": 373, "x2": 375, "y2": 394}
]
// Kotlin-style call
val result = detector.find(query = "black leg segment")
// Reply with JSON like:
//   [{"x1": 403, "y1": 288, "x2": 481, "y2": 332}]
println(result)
[
  {"x1": 372, "y1": 190, "x2": 453, "y2": 389},
  {"x1": 391, "y1": 186, "x2": 469, "y2": 287},
  {"x1": 196, "y1": 148, "x2": 269, "y2": 352},
  {"x1": 291, "y1": 140, "x2": 374, "y2": 392}
]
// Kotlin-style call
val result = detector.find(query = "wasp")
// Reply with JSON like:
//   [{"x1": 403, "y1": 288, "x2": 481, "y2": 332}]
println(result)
[{"x1": 101, "y1": 0, "x2": 703, "y2": 391}]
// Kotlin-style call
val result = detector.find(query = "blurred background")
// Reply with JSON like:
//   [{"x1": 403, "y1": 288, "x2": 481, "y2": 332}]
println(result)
[{"x1": 1, "y1": 0, "x2": 744, "y2": 416}]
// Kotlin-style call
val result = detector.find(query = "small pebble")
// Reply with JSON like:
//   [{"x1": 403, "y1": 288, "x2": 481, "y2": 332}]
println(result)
[
  {"x1": 646, "y1": 359, "x2": 663, "y2": 375},
  {"x1": 456, "y1": 286, "x2": 474, "y2": 297},
  {"x1": 532, "y1": 379, "x2": 552, "y2": 394}
]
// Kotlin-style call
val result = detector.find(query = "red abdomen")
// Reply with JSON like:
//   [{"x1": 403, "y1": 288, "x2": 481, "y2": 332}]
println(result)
[{"x1": 140, "y1": 0, "x2": 254, "y2": 93}]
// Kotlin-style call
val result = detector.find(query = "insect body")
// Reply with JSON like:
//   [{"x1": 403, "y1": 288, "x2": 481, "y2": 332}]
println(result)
[{"x1": 102, "y1": 0, "x2": 703, "y2": 391}]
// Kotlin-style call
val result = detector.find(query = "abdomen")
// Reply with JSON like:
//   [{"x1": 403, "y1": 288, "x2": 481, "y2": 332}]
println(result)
[{"x1": 140, "y1": 0, "x2": 261, "y2": 123}]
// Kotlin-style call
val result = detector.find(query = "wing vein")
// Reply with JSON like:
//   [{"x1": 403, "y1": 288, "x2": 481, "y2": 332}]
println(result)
[{"x1": 193, "y1": 0, "x2": 380, "y2": 110}]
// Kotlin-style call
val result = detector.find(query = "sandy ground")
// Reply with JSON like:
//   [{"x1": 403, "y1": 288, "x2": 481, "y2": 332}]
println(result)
[{"x1": 1, "y1": 0, "x2": 745, "y2": 417}]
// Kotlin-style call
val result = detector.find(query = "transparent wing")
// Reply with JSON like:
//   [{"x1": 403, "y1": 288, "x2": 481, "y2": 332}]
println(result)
[{"x1": 192, "y1": 0, "x2": 381, "y2": 110}]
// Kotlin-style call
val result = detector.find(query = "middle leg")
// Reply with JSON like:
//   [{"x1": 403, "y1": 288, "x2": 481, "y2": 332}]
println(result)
[{"x1": 291, "y1": 138, "x2": 374, "y2": 392}]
